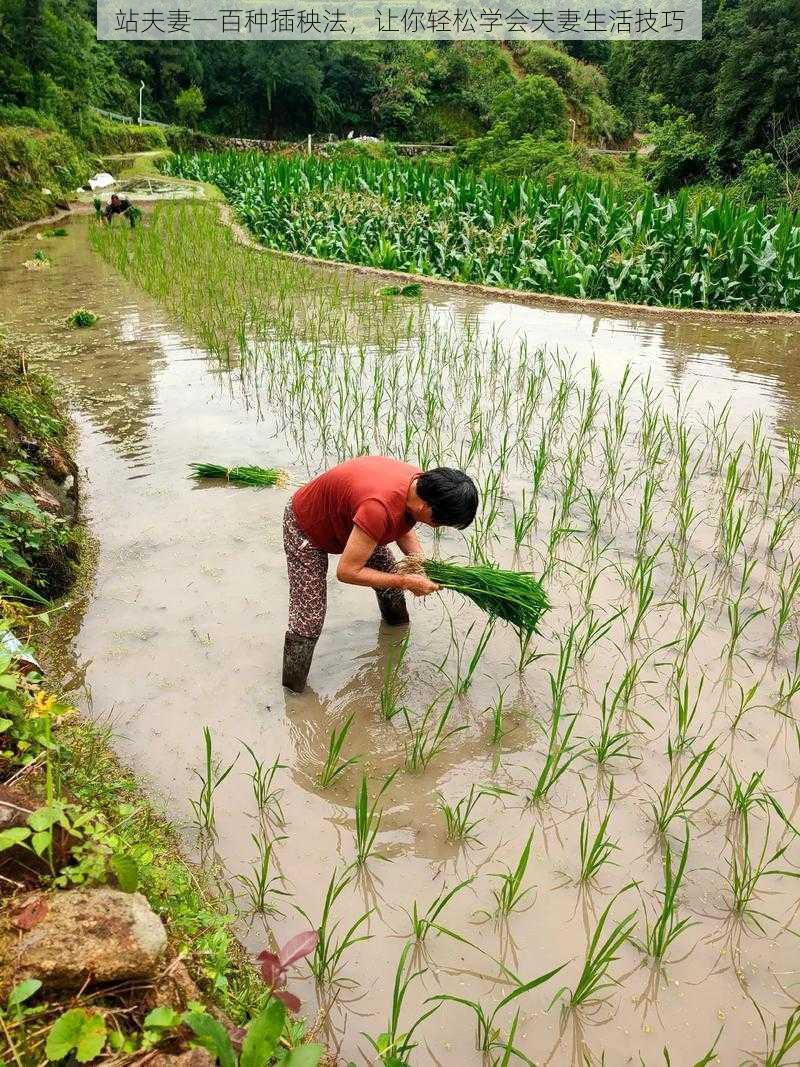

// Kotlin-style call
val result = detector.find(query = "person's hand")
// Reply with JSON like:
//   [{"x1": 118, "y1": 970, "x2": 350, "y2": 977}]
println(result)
[{"x1": 402, "y1": 574, "x2": 440, "y2": 597}]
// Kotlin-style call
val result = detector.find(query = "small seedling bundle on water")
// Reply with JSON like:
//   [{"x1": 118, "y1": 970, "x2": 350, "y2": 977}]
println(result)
[
  {"x1": 400, "y1": 556, "x2": 549, "y2": 636},
  {"x1": 67, "y1": 308, "x2": 98, "y2": 328},
  {"x1": 190, "y1": 462, "x2": 287, "y2": 487}
]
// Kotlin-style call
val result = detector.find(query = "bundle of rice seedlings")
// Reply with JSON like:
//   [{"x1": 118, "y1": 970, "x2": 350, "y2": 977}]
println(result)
[
  {"x1": 400, "y1": 556, "x2": 549, "y2": 636},
  {"x1": 43, "y1": 227, "x2": 68, "y2": 238},
  {"x1": 67, "y1": 308, "x2": 98, "y2": 328},
  {"x1": 378, "y1": 282, "x2": 422, "y2": 297},
  {"x1": 190, "y1": 462, "x2": 287, "y2": 487}
]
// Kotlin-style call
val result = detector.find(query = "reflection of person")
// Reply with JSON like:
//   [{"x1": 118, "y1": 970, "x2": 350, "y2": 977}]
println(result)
[
  {"x1": 282, "y1": 456, "x2": 478, "y2": 692},
  {"x1": 102, "y1": 193, "x2": 131, "y2": 223}
]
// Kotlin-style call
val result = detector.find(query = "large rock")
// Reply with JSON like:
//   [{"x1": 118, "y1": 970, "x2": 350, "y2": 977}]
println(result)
[{"x1": 6, "y1": 887, "x2": 167, "y2": 990}]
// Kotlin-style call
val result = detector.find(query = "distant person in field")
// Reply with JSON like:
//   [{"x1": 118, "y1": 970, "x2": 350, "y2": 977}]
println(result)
[
  {"x1": 102, "y1": 193, "x2": 132, "y2": 223},
  {"x1": 282, "y1": 457, "x2": 478, "y2": 692}
]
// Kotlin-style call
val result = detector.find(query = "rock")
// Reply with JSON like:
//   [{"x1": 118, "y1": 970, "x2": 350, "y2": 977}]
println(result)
[
  {"x1": 7, "y1": 888, "x2": 167, "y2": 990},
  {"x1": 144, "y1": 959, "x2": 202, "y2": 1013}
]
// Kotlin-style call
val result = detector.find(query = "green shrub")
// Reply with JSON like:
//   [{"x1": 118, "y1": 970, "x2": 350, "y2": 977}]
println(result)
[
  {"x1": 175, "y1": 86, "x2": 205, "y2": 128},
  {"x1": 489, "y1": 75, "x2": 568, "y2": 141},
  {"x1": 80, "y1": 116, "x2": 167, "y2": 154},
  {"x1": 730, "y1": 150, "x2": 794, "y2": 210},
  {"x1": 646, "y1": 111, "x2": 713, "y2": 191},
  {"x1": 0, "y1": 125, "x2": 90, "y2": 229}
]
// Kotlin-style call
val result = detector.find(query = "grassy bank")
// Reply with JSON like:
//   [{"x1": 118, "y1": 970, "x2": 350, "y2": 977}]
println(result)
[{"x1": 0, "y1": 334, "x2": 324, "y2": 1066}]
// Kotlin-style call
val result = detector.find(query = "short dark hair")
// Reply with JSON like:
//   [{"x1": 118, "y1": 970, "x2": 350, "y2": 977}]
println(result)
[{"x1": 416, "y1": 468, "x2": 478, "y2": 529}]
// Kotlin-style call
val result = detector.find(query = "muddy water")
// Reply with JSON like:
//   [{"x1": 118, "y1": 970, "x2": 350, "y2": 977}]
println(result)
[{"x1": 2, "y1": 216, "x2": 799, "y2": 1066}]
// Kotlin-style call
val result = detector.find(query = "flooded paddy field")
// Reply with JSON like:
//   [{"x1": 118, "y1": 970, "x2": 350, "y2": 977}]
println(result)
[{"x1": 1, "y1": 207, "x2": 799, "y2": 1066}]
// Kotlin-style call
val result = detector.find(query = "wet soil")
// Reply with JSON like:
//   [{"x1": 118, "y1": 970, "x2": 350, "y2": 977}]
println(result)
[{"x1": 1, "y1": 215, "x2": 799, "y2": 1066}]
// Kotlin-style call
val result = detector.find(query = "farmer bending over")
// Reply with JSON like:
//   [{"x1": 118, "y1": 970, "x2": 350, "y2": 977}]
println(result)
[
  {"x1": 283, "y1": 456, "x2": 478, "y2": 692},
  {"x1": 102, "y1": 194, "x2": 131, "y2": 223}
]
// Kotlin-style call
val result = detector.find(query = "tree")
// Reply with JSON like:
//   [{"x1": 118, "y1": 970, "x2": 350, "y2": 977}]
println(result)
[
  {"x1": 175, "y1": 85, "x2": 204, "y2": 127},
  {"x1": 489, "y1": 75, "x2": 568, "y2": 141}
]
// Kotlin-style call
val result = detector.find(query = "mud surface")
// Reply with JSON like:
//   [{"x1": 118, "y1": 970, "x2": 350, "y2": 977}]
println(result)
[{"x1": 1, "y1": 215, "x2": 799, "y2": 1066}]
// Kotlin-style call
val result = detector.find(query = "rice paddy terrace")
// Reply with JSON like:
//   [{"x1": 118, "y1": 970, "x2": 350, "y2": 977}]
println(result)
[{"x1": 1, "y1": 203, "x2": 799, "y2": 1065}]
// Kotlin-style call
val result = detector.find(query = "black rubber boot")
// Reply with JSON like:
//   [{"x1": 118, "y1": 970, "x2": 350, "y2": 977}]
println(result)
[
  {"x1": 282, "y1": 632, "x2": 318, "y2": 693},
  {"x1": 375, "y1": 587, "x2": 410, "y2": 626}
]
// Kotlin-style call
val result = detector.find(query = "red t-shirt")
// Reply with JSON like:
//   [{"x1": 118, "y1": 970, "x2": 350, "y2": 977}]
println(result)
[{"x1": 292, "y1": 456, "x2": 421, "y2": 554}]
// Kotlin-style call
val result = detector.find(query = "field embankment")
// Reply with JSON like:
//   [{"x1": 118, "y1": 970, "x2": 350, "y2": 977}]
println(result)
[{"x1": 0, "y1": 331, "x2": 325, "y2": 1066}]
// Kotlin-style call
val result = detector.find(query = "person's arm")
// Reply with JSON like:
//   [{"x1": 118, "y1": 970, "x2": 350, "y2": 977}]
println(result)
[
  {"x1": 337, "y1": 526, "x2": 438, "y2": 596},
  {"x1": 396, "y1": 529, "x2": 424, "y2": 557}
]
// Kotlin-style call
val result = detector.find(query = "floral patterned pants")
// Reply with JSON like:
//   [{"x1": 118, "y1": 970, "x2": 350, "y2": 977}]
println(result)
[{"x1": 283, "y1": 502, "x2": 401, "y2": 639}]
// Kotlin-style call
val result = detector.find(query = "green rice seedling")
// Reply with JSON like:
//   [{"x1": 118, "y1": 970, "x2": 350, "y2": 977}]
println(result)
[
  {"x1": 32, "y1": 249, "x2": 49, "y2": 263},
  {"x1": 729, "y1": 681, "x2": 762, "y2": 733},
  {"x1": 662, "y1": 1028, "x2": 722, "y2": 1067},
  {"x1": 189, "y1": 726, "x2": 239, "y2": 834},
  {"x1": 642, "y1": 824, "x2": 695, "y2": 961},
  {"x1": 723, "y1": 558, "x2": 766, "y2": 665},
  {"x1": 487, "y1": 688, "x2": 509, "y2": 746},
  {"x1": 783, "y1": 430, "x2": 800, "y2": 491},
  {"x1": 379, "y1": 631, "x2": 410, "y2": 720},
  {"x1": 756, "y1": 1005, "x2": 800, "y2": 1067},
  {"x1": 588, "y1": 682, "x2": 637, "y2": 769},
  {"x1": 489, "y1": 1009, "x2": 527, "y2": 1067},
  {"x1": 404, "y1": 694, "x2": 465, "y2": 773},
  {"x1": 669, "y1": 667, "x2": 704, "y2": 754},
  {"x1": 439, "y1": 784, "x2": 508, "y2": 844},
  {"x1": 319, "y1": 712, "x2": 359, "y2": 789},
  {"x1": 767, "y1": 500, "x2": 799, "y2": 556},
  {"x1": 378, "y1": 283, "x2": 422, "y2": 297},
  {"x1": 43, "y1": 227, "x2": 68, "y2": 237},
  {"x1": 719, "y1": 446, "x2": 750, "y2": 566},
  {"x1": 364, "y1": 942, "x2": 439, "y2": 1066},
  {"x1": 649, "y1": 742, "x2": 717, "y2": 835},
  {"x1": 408, "y1": 878, "x2": 474, "y2": 945},
  {"x1": 66, "y1": 308, "x2": 98, "y2": 328},
  {"x1": 237, "y1": 831, "x2": 289, "y2": 915},
  {"x1": 624, "y1": 543, "x2": 663, "y2": 646},
  {"x1": 189, "y1": 462, "x2": 286, "y2": 487},
  {"x1": 726, "y1": 811, "x2": 799, "y2": 932},
  {"x1": 574, "y1": 607, "x2": 622, "y2": 665},
  {"x1": 92, "y1": 196, "x2": 103, "y2": 218},
  {"x1": 776, "y1": 640, "x2": 800, "y2": 713},
  {"x1": 455, "y1": 618, "x2": 495, "y2": 694},
  {"x1": 635, "y1": 474, "x2": 658, "y2": 559},
  {"x1": 773, "y1": 556, "x2": 800, "y2": 654},
  {"x1": 354, "y1": 772, "x2": 395, "y2": 865},
  {"x1": 242, "y1": 743, "x2": 286, "y2": 826},
  {"x1": 552, "y1": 885, "x2": 637, "y2": 1011},
  {"x1": 511, "y1": 489, "x2": 537, "y2": 550},
  {"x1": 530, "y1": 705, "x2": 582, "y2": 804},
  {"x1": 723, "y1": 768, "x2": 767, "y2": 826},
  {"x1": 579, "y1": 784, "x2": 619, "y2": 884},
  {"x1": 300, "y1": 864, "x2": 373, "y2": 986},
  {"x1": 429, "y1": 964, "x2": 565, "y2": 1057},
  {"x1": 402, "y1": 558, "x2": 549, "y2": 637},
  {"x1": 491, "y1": 832, "x2": 535, "y2": 917}
]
